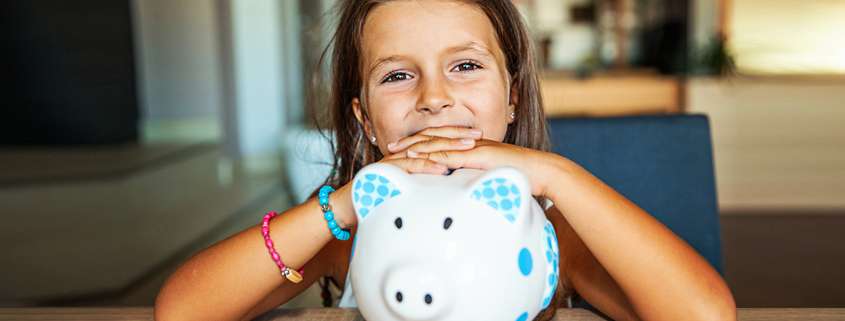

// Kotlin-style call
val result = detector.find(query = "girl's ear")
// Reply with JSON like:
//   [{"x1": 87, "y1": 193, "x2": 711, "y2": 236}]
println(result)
[
  {"x1": 350, "y1": 163, "x2": 409, "y2": 223},
  {"x1": 464, "y1": 166, "x2": 532, "y2": 226},
  {"x1": 352, "y1": 97, "x2": 372, "y2": 138},
  {"x1": 507, "y1": 83, "x2": 518, "y2": 124}
]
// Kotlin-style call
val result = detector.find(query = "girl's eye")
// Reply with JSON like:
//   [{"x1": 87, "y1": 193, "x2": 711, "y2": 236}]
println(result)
[
  {"x1": 381, "y1": 71, "x2": 412, "y2": 84},
  {"x1": 452, "y1": 61, "x2": 482, "y2": 72}
]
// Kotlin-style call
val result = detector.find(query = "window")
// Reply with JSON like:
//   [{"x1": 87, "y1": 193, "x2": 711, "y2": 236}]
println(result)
[{"x1": 728, "y1": 0, "x2": 845, "y2": 75}]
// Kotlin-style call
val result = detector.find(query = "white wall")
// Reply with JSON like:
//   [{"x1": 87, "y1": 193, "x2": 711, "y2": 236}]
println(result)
[
  {"x1": 688, "y1": 77, "x2": 845, "y2": 211},
  {"x1": 133, "y1": 0, "x2": 304, "y2": 158},
  {"x1": 131, "y1": 0, "x2": 222, "y2": 121}
]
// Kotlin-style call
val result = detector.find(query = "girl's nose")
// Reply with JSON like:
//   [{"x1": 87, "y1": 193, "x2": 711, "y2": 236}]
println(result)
[{"x1": 416, "y1": 77, "x2": 454, "y2": 114}]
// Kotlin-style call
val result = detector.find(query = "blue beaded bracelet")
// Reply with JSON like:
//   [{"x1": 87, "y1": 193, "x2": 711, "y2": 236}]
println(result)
[{"x1": 319, "y1": 185, "x2": 350, "y2": 241}]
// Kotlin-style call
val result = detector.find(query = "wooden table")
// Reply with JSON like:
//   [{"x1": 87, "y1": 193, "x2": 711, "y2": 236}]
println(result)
[{"x1": 1, "y1": 307, "x2": 844, "y2": 320}]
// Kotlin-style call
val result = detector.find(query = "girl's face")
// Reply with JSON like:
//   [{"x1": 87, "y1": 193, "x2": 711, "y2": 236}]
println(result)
[{"x1": 352, "y1": 0, "x2": 516, "y2": 156}]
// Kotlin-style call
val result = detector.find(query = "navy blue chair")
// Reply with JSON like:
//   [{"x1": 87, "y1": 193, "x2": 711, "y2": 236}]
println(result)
[{"x1": 547, "y1": 114, "x2": 723, "y2": 315}]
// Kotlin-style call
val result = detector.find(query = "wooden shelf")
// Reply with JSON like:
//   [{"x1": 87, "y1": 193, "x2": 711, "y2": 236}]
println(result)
[{"x1": 540, "y1": 74, "x2": 683, "y2": 117}]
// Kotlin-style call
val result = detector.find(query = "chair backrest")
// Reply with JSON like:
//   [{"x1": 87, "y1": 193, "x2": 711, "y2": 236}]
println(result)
[
  {"x1": 548, "y1": 114, "x2": 723, "y2": 315},
  {"x1": 547, "y1": 114, "x2": 723, "y2": 273}
]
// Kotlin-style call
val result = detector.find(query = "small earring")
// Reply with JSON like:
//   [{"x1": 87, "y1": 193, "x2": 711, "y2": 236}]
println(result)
[
  {"x1": 370, "y1": 136, "x2": 377, "y2": 144},
  {"x1": 510, "y1": 111, "x2": 515, "y2": 119}
]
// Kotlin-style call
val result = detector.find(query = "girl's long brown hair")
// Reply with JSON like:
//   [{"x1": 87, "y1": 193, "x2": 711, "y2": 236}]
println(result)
[{"x1": 308, "y1": 1, "x2": 568, "y2": 319}]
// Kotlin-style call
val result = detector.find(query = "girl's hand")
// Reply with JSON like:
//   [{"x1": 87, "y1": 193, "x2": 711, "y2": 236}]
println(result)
[
  {"x1": 400, "y1": 138, "x2": 565, "y2": 198},
  {"x1": 377, "y1": 126, "x2": 483, "y2": 175},
  {"x1": 340, "y1": 126, "x2": 483, "y2": 228}
]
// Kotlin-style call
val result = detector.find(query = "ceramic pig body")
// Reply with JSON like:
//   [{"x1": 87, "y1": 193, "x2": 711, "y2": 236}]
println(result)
[{"x1": 348, "y1": 163, "x2": 560, "y2": 321}]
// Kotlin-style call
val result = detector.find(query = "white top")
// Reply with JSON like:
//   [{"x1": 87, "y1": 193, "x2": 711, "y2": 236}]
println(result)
[{"x1": 337, "y1": 199, "x2": 562, "y2": 308}]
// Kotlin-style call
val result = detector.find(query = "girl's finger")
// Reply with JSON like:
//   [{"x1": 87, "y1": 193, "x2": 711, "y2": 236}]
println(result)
[
  {"x1": 381, "y1": 158, "x2": 450, "y2": 175},
  {"x1": 410, "y1": 148, "x2": 483, "y2": 171},
  {"x1": 404, "y1": 137, "x2": 476, "y2": 156},
  {"x1": 416, "y1": 126, "x2": 482, "y2": 140},
  {"x1": 387, "y1": 126, "x2": 482, "y2": 152},
  {"x1": 387, "y1": 135, "x2": 432, "y2": 153}
]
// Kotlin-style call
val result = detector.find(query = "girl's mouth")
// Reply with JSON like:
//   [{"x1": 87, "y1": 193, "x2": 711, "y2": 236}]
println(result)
[{"x1": 408, "y1": 121, "x2": 474, "y2": 136}]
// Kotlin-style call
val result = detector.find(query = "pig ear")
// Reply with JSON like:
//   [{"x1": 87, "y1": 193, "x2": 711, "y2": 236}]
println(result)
[
  {"x1": 466, "y1": 166, "x2": 532, "y2": 224},
  {"x1": 351, "y1": 163, "x2": 407, "y2": 223}
]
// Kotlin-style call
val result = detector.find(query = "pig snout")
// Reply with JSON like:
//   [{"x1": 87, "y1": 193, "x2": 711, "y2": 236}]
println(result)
[{"x1": 383, "y1": 264, "x2": 453, "y2": 320}]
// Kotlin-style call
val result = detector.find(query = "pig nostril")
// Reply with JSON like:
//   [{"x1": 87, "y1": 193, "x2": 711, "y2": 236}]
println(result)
[
  {"x1": 395, "y1": 291, "x2": 403, "y2": 302},
  {"x1": 424, "y1": 294, "x2": 433, "y2": 305}
]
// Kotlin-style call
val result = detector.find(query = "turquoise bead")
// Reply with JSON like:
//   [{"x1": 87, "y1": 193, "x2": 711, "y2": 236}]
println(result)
[
  {"x1": 328, "y1": 220, "x2": 337, "y2": 229},
  {"x1": 324, "y1": 212, "x2": 334, "y2": 220}
]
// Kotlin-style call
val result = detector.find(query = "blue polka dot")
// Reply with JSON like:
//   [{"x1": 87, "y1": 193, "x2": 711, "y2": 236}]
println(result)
[
  {"x1": 549, "y1": 274, "x2": 555, "y2": 286},
  {"x1": 495, "y1": 178, "x2": 506, "y2": 183},
  {"x1": 390, "y1": 190, "x2": 400, "y2": 197},
  {"x1": 542, "y1": 296, "x2": 551, "y2": 309},
  {"x1": 374, "y1": 198, "x2": 383, "y2": 206},
  {"x1": 359, "y1": 208, "x2": 369, "y2": 216},
  {"x1": 487, "y1": 201, "x2": 498, "y2": 209},
  {"x1": 483, "y1": 180, "x2": 492, "y2": 185},
  {"x1": 377, "y1": 185, "x2": 388, "y2": 197},
  {"x1": 361, "y1": 195, "x2": 372, "y2": 206},
  {"x1": 511, "y1": 184, "x2": 519, "y2": 194},
  {"x1": 505, "y1": 214, "x2": 515, "y2": 222},
  {"x1": 355, "y1": 180, "x2": 361, "y2": 190},
  {"x1": 516, "y1": 312, "x2": 528, "y2": 321},
  {"x1": 497, "y1": 185, "x2": 509, "y2": 196},
  {"x1": 501, "y1": 199, "x2": 512, "y2": 210},
  {"x1": 365, "y1": 174, "x2": 376, "y2": 181},
  {"x1": 363, "y1": 182, "x2": 374, "y2": 193},
  {"x1": 473, "y1": 191, "x2": 481, "y2": 199},
  {"x1": 378, "y1": 176, "x2": 388, "y2": 184},
  {"x1": 515, "y1": 197, "x2": 521, "y2": 207},
  {"x1": 483, "y1": 188, "x2": 494, "y2": 198},
  {"x1": 353, "y1": 192, "x2": 359, "y2": 202},
  {"x1": 518, "y1": 248, "x2": 533, "y2": 276}
]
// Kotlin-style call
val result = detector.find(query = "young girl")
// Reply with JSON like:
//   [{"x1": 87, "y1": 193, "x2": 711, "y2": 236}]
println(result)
[{"x1": 155, "y1": 1, "x2": 736, "y2": 320}]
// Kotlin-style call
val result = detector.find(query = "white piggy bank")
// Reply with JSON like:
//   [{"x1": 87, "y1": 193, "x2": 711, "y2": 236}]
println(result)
[{"x1": 340, "y1": 163, "x2": 560, "y2": 321}]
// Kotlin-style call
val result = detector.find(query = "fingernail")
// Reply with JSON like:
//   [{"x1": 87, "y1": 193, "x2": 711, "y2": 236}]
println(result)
[
  {"x1": 387, "y1": 142, "x2": 397, "y2": 150},
  {"x1": 460, "y1": 138, "x2": 475, "y2": 145},
  {"x1": 469, "y1": 129, "x2": 482, "y2": 137},
  {"x1": 407, "y1": 150, "x2": 418, "y2": 158}
]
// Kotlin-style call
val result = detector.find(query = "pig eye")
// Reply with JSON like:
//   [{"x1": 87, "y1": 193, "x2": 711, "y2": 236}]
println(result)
[
  {"x1": 443, "y1": 217, "x2": 453, "y2": 230},
  {"x1": 394, "y1": 217, "x2": 403, "y2": 229}
]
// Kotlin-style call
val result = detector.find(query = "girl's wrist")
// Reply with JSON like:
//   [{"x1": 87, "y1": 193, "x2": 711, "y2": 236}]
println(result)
[
  {"x1": 538, "y1": 153, "x2": 579, "y2": 201},
  {"x1": 328, "y1": 183, "x2": 357, "y2": 229}
]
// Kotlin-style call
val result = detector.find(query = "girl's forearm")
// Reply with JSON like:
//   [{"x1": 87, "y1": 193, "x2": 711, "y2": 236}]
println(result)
[
  {"x1": 154, "y1": 183, "x2": 355, "y2": 321},
  {"x1": 543, "y1": 156, "x2": 735, "y2": 321}
]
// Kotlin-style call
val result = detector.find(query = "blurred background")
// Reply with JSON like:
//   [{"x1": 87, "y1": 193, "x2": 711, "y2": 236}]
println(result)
[{"x1": 1, "y1": 0, "x2": 843, "y2": 309}]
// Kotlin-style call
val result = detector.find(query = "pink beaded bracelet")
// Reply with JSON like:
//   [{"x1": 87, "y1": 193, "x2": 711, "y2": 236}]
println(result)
[{"x1": 261, "y1": 211, "x2": 304, "y2": 283}]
